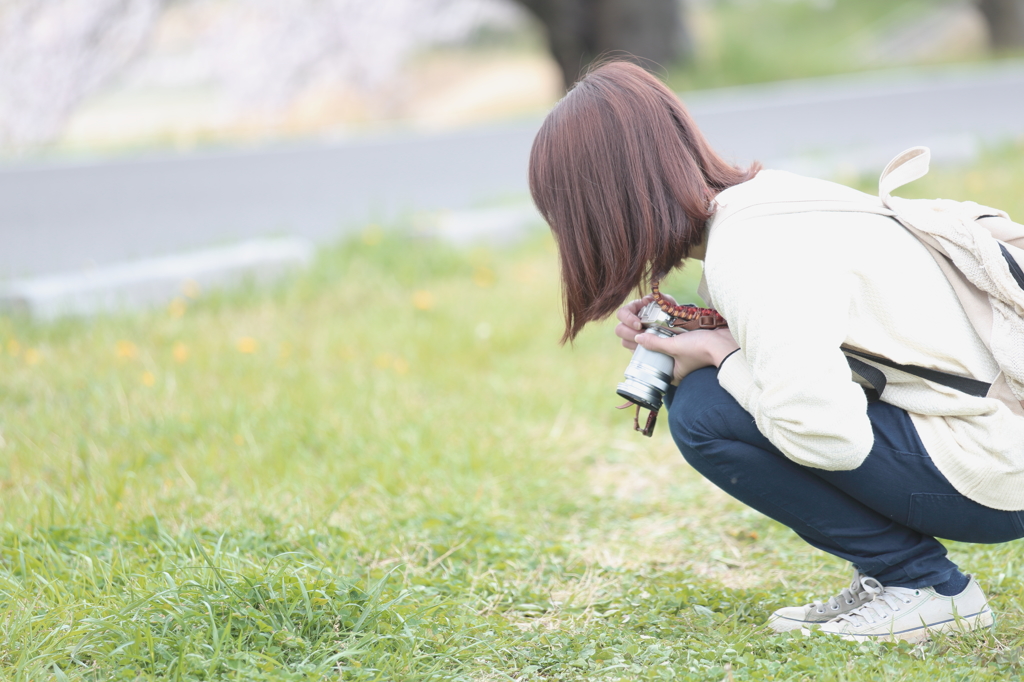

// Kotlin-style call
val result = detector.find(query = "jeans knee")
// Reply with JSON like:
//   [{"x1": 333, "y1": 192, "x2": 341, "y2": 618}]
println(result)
[{"x1": 667, "y1": 368, "x2": 728, "y2": 455}]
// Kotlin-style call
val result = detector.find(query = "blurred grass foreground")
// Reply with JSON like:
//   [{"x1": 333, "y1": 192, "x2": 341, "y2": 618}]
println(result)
[{"x1": 2, "y1": 146, "x2": 1024, "y2": 679}]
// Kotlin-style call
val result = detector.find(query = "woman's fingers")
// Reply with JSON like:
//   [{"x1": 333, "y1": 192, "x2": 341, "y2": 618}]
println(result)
[
  {"x1": 633, "y1": 330, "x2": 713, "y2": 384},
  {"x1": 616, "y1": 323, "x2": 640, "y2": 349},
  {"x1": 633, "y1": 330, "x2": 698, "y2": 357},
  {"x1": 615, "y1": 297, "x2": 655, "y2": 347},
  {"x1": 616, "y1": 299, "x2": 644, "y2": 330},
  {"x1": 633, "y1": 328, "x2": 740, "y2": 384},
  {"x1": 616, "y1": 294, "x2": 656, "y2": 334}
]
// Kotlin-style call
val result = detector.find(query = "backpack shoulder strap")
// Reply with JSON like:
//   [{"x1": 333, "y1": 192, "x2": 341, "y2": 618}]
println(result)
[
  {"x1": 878, "y1": 146, "x2": 932, "y2": 205},
  {"x1": 877, "y1": 147, "x2": 1024, "y2": 413},
  {"x1": 978, "y1": 215, "x2": 1024, "y2": 257}
]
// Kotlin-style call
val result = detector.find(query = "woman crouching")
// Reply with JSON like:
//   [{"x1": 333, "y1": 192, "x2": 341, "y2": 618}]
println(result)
[{"x1": 528, "y1": 60, "x2": 1024, "y2": 641}]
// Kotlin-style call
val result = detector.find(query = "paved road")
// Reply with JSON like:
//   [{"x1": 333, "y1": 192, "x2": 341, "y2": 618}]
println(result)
[{"x1": 2, "y1": 59, "x2": 1024, "y2": 279}]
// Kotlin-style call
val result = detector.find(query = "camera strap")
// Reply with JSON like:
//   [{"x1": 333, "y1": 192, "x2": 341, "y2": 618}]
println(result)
[
  {"x1": 617, "y1": 401, "x2": 659, "y2": 437},
  {"x1": 651, "y1": 281, "x2": 728, "y2": 330}
]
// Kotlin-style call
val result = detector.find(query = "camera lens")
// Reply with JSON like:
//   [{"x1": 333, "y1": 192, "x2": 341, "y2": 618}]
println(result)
[{"x1": 616, "y1": 331, "x2": 675, "y2": 411}]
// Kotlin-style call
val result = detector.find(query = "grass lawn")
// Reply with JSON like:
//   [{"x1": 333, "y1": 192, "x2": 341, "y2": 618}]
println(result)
[
  {"x1": 2, "y1": 143, "x2": 1024, "y2": 680},
  {"x1": 664, "y1": 0, "x2": 1010, "y2": 92}
]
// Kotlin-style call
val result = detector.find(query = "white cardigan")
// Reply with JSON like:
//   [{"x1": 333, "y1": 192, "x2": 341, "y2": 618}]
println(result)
[{"x1": 703, "y1": 169, "x2": 1024, "y2": 511}]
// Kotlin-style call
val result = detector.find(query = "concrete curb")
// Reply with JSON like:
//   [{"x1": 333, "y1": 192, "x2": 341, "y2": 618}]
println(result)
[
  {"x1": 428, "y1": 204, "x2": 544, "y2": 247},
  {"x1": 0, "y1": 237, "x2": 314, "y2": 320}
]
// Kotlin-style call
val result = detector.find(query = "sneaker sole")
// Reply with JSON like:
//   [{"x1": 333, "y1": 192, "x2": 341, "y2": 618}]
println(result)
[
  {"x1": 812, "y1": 608, "x2": 995, "y2": 643},
  {"x1": 767, "y1": 614, "x2": 836, "y2": 633}
]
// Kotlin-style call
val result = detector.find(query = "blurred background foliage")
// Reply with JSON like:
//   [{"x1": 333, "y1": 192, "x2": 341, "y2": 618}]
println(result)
[
  {"x1": 666, "y1": 0, "x2": 1017, "y2": 90},
  {"x1": 1, "y1": 0, "x2": 1022, "y2": 157}
]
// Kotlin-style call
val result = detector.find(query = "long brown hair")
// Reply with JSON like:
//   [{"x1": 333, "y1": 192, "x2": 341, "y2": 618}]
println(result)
[{"x1": 529, "y1": 61, "x2": 760, "y2": 343}]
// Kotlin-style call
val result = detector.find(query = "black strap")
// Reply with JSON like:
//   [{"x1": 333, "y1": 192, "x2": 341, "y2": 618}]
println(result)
[
  {"x1": 843, "y1": 348, "x2": 991, "y2": 398},
  {"x1": 846, "y1": 356, "x2": 886, "y2": 402},
  {"x1": 841, "y1": 215, "x2": 1008, "y2": 401},
  {"x1": 999, "y1": 243, "x2": 1024, "y2": 291},
  {"x1": 977, "y1": 215, "x2": 1024, "y2": 291}
]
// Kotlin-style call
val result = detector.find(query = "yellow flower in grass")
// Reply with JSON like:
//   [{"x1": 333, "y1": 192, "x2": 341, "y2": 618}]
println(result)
[
  {"x1": 168, "y1": 297, "x2": 187, "y2": 318},
  {"x1": 141, "y1": 371, "x2": 156, "y2": 387},
  {"x1": 115, "y1": 340, "x2": 138, "y2": 359},
  {"x1": 181, "y1": 279, "x2": 201, "y2": 299},
  {"x1": 373, "y1": 353, "x2": 409, "y2": 374},
  {"x1": 412, "y1": 290, "x2": 434, "y2": 311},
  {"x1": 24, "y1": 348, "x2": 41, "y2": 365},
  {"x1": 6, "y1": 339, "x2": 20, "y2": 357},
  {"x1": 362, "y1": 225, "x2": 382, "y2": 246},
  {"x1": 172, "y1": 342, "x2": 189, "y2": 363},
  {"x1": 392, "y1": 357, "x2": 409, "y2": 375},
  {"x1": 473, "y1": 266, "x2": 495, "y2": 288},
  {"x1": 237, "y1": 337, "x2": 258, "y2": 354},
  {"x1": 233, "y1": 433, "x2": 245, "y2": 446}
]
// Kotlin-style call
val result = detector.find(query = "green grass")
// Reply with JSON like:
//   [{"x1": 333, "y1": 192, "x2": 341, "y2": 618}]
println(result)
[
  {"x1": 665, "y1": 0, "x2": 1020, "y2": 92},
  {"x1": 2, "y1": 144, "x2": 1024, "y2": 680}
]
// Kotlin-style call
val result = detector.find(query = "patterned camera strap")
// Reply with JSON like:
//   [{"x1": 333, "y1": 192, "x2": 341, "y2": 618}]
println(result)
[{"x1": 650, "y1": 281, "x2": 727, "y2": 330}]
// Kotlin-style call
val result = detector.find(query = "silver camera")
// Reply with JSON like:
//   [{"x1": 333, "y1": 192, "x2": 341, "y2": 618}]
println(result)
[{"x1": 616, "y1": 301, "x2": 686, "y2": 413}]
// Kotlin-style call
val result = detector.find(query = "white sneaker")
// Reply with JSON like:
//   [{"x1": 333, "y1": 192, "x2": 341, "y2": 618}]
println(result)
[
  {"x1": 767, "y1": 571, "x2": 881, "y2": 633},
  {"x1": 816, "y1": 576, "x2": 994, "y2": 643}
]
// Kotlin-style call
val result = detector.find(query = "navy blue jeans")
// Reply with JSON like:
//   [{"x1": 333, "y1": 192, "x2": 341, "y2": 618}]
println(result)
[{"x1": 665, "y1": 366, "x2": 1024, "y2": 588}]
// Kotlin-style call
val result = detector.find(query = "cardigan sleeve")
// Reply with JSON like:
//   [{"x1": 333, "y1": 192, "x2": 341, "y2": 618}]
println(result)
[{"x1": 706, "y1": 215, "x2": 875, "y2": 470}]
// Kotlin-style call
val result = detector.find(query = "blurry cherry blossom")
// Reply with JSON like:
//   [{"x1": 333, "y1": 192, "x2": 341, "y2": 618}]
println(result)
[
  {"x1": 0, "y1": 0, "x2": 525, "y2": 152},
  {"x1": 203, "y1": 0, "x2": 525, "y2": 111},
  {"x1": 0, "y1": 0, "x2": 163, "y2": 150}
]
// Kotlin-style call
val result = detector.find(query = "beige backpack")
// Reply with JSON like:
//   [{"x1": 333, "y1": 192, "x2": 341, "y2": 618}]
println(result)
[
  {"x1": 876, "y1": 147, "x2": 1024, "y2": 417},
  {"x1": 708, "y1": 147, "x2": 1024, "y2": 417}
]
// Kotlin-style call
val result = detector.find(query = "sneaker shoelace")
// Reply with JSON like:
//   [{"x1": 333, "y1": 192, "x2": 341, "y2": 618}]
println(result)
[
  {"x1": 831, "y1": 585, "x2": 920, "y2": 627},
  {"x1": 808, "y1": 573, "x2": 882, "y2": 616}
]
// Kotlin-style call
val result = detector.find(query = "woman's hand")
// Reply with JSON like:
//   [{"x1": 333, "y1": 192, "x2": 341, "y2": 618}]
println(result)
[
  {"x1": 615, "y1": 293, "x2": 677, "y2": 350},
  {"x1": 634, "y1": 327, "x2": 740, "y2": 385},
  {"x1": 614, "y1": 295, "x2": 739, "y2": 384}
]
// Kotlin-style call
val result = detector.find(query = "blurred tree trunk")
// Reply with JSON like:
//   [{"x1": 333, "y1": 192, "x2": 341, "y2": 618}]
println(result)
[
  {"x1": 977, "y1": 0, "x2": 1024, "y2": 49},
  {"x1": 512, "y1": 0, "x2": 692, "y2": 90}
]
